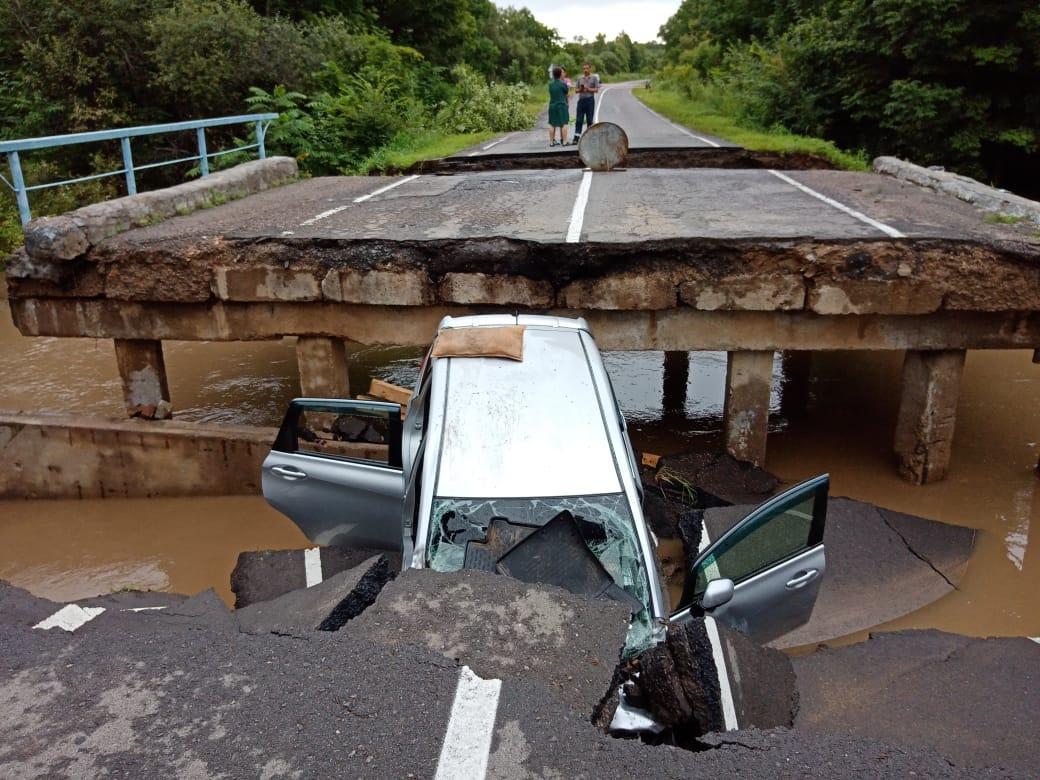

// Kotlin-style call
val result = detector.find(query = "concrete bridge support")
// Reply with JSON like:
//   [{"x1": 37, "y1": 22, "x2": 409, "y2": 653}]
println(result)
[
  {"x1": 723, "y1": 350, "x2": 775, "y2": 466},
  {"x1": 296, "y1": 336, "x2": 350, "y2": 398},
  {"x1": 894, "y1": 350, "x2": 966, "y2": 484},
  {"x1": 113, "y1": 339, "x2": 172, "y2": 419}
]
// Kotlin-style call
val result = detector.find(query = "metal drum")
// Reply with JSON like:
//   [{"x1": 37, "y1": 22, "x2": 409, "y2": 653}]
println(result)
[{"x1": 577, "y1": 122, "x2": 629, "y2": 171}]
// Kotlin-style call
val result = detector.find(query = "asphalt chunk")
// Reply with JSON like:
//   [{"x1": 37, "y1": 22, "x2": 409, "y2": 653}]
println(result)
[
  {"x1": 236, "y1": 555, "x2": 393, "y2": 636},
  {"x1": 348, "y1": 568, "x2": 631, "y2": 719}
]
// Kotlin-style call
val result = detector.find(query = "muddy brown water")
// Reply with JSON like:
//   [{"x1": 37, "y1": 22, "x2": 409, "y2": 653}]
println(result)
[{"x1": 0, "y1": 304, "x2": 1037, "y2": 642}]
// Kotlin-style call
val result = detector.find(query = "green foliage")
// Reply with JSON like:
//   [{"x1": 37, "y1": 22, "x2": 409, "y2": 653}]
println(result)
[
  {"x1": 637, "y1": 84, "x2": 868, "y2": 171},
  {"x1": 435, "y1": 66, "x2": 532, "y2": 134},
  {"x1": 658, "y1": 0, "x2": 1040, "y2": 193}
]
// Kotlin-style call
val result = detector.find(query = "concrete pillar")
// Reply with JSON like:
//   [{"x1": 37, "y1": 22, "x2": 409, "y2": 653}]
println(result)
[
  {"x1": 113, "y1": 339, "x2": 172, "y2": 419},
  {"x1": 662, "y1": 351, "x2": 690, "y2": 419},
  {"x1": 894, "y1": 350, "x2": 966, "y2": 485},
  {"x1": 296, "y1": 336, "x2": 350, "y2": 398},
  {"x1": 723, "y1": 350, "x2": 774, "y2": 466}
]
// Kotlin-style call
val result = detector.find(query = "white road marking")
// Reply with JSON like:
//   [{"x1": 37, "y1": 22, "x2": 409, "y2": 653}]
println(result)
[
  {"x1": 635, "y1": 99, "x2": 722, "y2": 147},
  {"x1": 304, "y1": 546, "x2": 323, "y2": 588},
  {"x1": 468, "y1": 135, "x2": 513, "y2": 156},
  {"x1": 592, "y1": 86, "x2": 611, "y2": 124},
  {"x1": 768, "y1": 169, "x2": 905, "y2": 238},
  {"x1": 122, "y1": 606, "x2": 168, "y2": 612},
  {"x1": 565, "y1": 170, "x2": 593, "y2": 243},
  {"x1": 34, "y1": 604, "x2": 105, "y2": 632},
  {"x1": 1030, "y1": 637, "x2": 1040, "y2": 645},
  {"x1": 704, "y1": 616, "x2": 739, "y2": 731},
  {"x1": 434, "y1": 665, "x2": 502, "y2": 780},
  {"x1": 300, "y1": 174, "x2": 420, "y2": 225}
]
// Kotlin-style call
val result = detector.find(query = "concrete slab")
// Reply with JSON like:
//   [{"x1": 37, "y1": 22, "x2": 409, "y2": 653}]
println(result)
[
  {"x1": 347, "y1": 568, "x2": 631, "y2": 718},
  {"x1": 236, "y1": 555, "x2": 393, "y2": 635},
  {"x1": 700, "y1": 498, "x2": 975, "y2": 647},
  {"x1": 794, "y1": 630, "x2": 1040, "y2": 775},
  {"x1": 230, "y1": 546, "x2": 401, "y2": 608}
]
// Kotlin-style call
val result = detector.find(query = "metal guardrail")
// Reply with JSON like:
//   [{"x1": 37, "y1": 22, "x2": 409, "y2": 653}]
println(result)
[{"x1": 0, "y1": 113, "x2": 278, "y2": 225}]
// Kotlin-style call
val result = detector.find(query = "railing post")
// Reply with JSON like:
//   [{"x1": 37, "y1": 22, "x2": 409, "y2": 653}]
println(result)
[
  {"x1": 196, "y1": 127, "x2": 210, "y2": 176},
  {"x1": 255, "y1": 120, "x2": 267, "y2": 159},
  {"x1": 8, "y1": 151, "x2": 31, "y2": 225},
  {"x1": 119, "y1": 137, "x2": 137, "y2": 196}
]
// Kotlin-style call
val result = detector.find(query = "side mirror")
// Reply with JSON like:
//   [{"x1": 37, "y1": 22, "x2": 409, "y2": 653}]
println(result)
[{"x1": 700, "y1": 578, "x2": 735, "y2": 610}]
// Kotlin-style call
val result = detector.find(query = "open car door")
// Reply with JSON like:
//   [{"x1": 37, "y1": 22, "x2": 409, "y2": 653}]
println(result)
[
  {"x1": 671, "y1": 474, "x2": 829, "y2": 644},
  {"x1": 262, "y1": 399, "x2": 405, "y2": 550}
]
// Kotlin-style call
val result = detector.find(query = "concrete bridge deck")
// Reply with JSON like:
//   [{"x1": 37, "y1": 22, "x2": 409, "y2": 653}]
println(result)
[{"x1": 7, "y1": 88, "x2": 1040, "y2": 482}]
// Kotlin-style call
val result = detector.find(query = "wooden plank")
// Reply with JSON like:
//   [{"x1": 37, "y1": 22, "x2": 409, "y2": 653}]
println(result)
[{"x1": 368, "y1": 378, "x2": 412, "y2": 405}]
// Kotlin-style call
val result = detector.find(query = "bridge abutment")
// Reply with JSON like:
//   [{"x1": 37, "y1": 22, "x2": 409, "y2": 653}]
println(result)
[{"x1": 723, "y1": 350, "x2": 775, "y2": 466}]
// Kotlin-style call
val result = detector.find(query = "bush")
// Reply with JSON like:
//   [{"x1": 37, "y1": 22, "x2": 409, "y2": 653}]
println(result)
[{"x1": 435, "y1": 65, "x2": 531, "y2": 134}]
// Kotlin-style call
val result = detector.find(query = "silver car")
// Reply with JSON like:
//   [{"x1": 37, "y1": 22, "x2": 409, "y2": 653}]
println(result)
[{"x1": 262, "y1": 314, "x2": 828, "y2": 653}]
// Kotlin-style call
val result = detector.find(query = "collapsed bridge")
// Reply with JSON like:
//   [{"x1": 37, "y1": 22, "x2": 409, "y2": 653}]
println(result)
[{"x1": 7, "y1": 146, "x2": 1040, "y2": 483}]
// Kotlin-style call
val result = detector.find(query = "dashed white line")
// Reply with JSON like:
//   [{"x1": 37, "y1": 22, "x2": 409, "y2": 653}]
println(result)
[
  {"x1": 468, "y1": 135, "x2": 513, "y2": 156},
  {"x1": 1030, "y1": 637, "x2": 1040, "y2": 645},
  {"x1": 122, "y1": 606, "x2": 168, "y2": 613},
  {"x1": 704, "y1": 616, "x2": 739, "y2": 731},
  {"x1": 434, "y1": 665, "x2": 502, "y2": 780},
  {"x1": 304, "y1": 546, "x2": 323, "y2": 588},
  {"x1": 768, "y1": 169, "x2": 905, "y2": 238},
  {"x1": 566, "y1": 170, "x2": 593, "y2": 243},
  {"x1": 698, "y1": 524, "x2": 721, "y2": 581},
  {"x1": 300, "y1": 174, "x2": 420, "y2": 225},
  {"x1": 635, "y1": 98, "x2": 721, "y2": 147},
  {"x1": 34, "y1": 604, "x2": 105, "y2": 632}
]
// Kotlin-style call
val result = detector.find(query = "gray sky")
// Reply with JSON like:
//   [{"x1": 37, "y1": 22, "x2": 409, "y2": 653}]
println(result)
[{"x1": 499, "y1": 1, "x2": 680, "y2": 44}]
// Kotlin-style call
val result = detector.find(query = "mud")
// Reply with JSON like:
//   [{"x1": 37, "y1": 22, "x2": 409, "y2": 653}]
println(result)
[{"x1": 401, "y1": 147, "x2": 838, "y2": 174}]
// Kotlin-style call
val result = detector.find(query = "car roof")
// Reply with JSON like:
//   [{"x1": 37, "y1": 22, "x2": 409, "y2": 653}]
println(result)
[{"x1": 433, "y1": 325, "x2": 622, "y2": 499}]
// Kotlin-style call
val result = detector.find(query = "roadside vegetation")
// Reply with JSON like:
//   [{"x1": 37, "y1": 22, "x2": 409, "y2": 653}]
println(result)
[
  {"x1": 657, "y1": 1, "x2": 1040, "y2": 192},
  {"x1": 0, "y1": 1, "x2": 662, "y2": 255},
  {"x1": 635, "y1": 84, "x2": 867, "y2": 170}
]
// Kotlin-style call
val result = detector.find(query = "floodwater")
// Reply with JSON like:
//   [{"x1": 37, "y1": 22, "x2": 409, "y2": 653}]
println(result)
[{"x1": 0, "y1": 303, "x2": 1037, "y2": 641}]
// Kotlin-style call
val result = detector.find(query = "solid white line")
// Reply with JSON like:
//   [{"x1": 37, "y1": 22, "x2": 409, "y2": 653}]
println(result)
[
  {"x1": 34, "y1": 604, "x2": 105, "y2": 632},
  {"x1": 592, "y1": 86, "x2": 611, "y2": 124},
  {"x1": 704, "y1": 616, "x2": 739, "y2": 731},
  {"x1": 304, "y1": 547, "x2": 323, "y2": 588},
  {"x1": 635, "y1": 98, "x2": 721, "y2": 147},
  {"x1": 300, "y1": 175, "x2": 420, "y2": 225},
  {"x1": 434, "y1": 665, "x2": 502, "y2": 780},
  {"x1": 565, "y1": 170, "x2": 593, "y2": 243},
  {"x1": 768, "y1": 169, "x2": 905, "y2": 238}
]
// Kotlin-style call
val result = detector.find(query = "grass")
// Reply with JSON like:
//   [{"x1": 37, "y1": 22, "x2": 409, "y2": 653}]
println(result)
[
  {"x1": 983, "y1": 212, "x2": 1027, "y2": 225},
  {"x1": 635, "y1": 84, "x2": 869, "y2": 171},
  {"x1": 352, "y1": 129, "x2": 500, "y2": 174}
]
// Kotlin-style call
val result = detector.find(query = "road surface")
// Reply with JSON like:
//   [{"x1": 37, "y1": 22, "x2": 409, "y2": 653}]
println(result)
[{"x1": 455, "y1": 80, "x2": 734, "y2": 158}]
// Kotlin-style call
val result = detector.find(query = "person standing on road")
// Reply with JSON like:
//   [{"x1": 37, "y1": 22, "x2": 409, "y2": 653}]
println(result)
[
  {"x1": 573, "y1": 62, "x2": 600, "y2": 145},
  {"x1": 547, "y1": 66, "x2": 570, "y2": 147}
]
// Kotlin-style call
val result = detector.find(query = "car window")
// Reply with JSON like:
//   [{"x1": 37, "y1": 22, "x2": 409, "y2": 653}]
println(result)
[
  {"x1": 292, "y1": 403, "x2": 395, "y2": 466},
  {"x1": 693, "y1": 494, "x2": 816, "y2": 597}
]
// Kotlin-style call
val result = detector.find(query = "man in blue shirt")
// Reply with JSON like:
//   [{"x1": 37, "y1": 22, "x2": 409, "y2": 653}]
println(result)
[{"x1": 573, "y1": 62, "x2": 600, "y2": 145}]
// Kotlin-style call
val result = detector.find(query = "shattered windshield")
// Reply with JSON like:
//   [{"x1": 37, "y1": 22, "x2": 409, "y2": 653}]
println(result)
[{"x1": 426, "y1": 494, "x2": 655, "y2": 656}]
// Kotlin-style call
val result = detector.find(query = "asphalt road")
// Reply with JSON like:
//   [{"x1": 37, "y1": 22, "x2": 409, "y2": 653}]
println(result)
[
  {"x1": 3, "y1": 578, "x2": 1024, "y2": 778},
  {"x1": 454, "y1": 81, "x2": 734, "y2": 157}
]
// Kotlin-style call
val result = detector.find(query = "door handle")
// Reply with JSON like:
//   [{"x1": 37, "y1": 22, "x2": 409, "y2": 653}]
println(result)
[
  {"x1": 271, "y1": 465, "x2": 307, "y2": 480},
  {"x1": 785, "y1": 569, "x2": 819, "y2": 589}
]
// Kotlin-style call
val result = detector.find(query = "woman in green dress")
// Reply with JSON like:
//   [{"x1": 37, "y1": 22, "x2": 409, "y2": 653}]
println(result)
[{"x1": 547, "y1": 66, "x2": 569, "y2": 147}]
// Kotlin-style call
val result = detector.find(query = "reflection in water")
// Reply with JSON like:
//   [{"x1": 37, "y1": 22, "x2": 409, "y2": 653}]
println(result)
[{"x1": 0, "y1": 304, "x2": 1037, "y2": 638}]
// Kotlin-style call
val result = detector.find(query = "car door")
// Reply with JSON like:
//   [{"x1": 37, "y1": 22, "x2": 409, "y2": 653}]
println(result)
[
  {"x1": 671, "y1": 474, "x2": 829, "y2": 643},
  {"x1": 262, "y1": 399, "x2": 405, "y2": 550}
]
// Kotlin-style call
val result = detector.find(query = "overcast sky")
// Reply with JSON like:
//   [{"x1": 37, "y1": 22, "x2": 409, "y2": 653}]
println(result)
[{"x1": 501, "y1": 1, "x2": 680, "y2": 44}]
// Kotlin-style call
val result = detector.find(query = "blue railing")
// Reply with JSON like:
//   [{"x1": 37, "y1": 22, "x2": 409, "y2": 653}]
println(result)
[{"x1": 0, "y1": 113, "x2": 278, "y2": 225}]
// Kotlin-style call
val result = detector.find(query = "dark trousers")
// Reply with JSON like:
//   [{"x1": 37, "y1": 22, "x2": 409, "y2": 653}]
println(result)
[{"x1": 575, "y1": 97, "x2": 595, "y2": 136}]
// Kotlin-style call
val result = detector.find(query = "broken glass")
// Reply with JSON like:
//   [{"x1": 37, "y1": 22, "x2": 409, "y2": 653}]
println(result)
[{"x1": 427, "y1": 494, "x2": 655, "y2": 656}]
